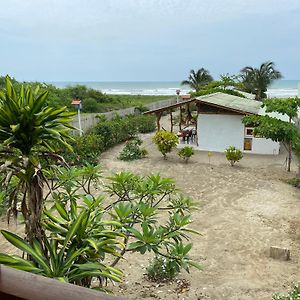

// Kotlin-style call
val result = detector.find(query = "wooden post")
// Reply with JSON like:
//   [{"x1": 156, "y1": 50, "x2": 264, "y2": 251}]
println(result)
[
  {"x1": 187, "y1": 104, "x2": 192, "y2": 125},
  {"x1": 179, "y1": 106, "x2": 182, "y2": 131},
  {"x1": 170, "y1": 110, "x2": 173, "y2": 133},
  {"x1": 195, "y1": 103, "x2": 200, "y2": 146},
  {"x1": 156, "y1": 112, "x2": 162, "y2": 131}
]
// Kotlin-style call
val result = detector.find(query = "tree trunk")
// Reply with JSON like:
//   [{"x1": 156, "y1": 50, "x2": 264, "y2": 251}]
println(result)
[
  {"x1": 24, "y1": 166, "x2": 45, "y2": 246},
  {"x1": 287, "y1": 142, "x2": 292, "y2": 172}
]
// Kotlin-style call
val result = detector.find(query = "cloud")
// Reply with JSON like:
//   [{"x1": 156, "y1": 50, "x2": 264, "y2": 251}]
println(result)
[{"x1": 0, "y1": 0, "x2": 299, "y2": 80}]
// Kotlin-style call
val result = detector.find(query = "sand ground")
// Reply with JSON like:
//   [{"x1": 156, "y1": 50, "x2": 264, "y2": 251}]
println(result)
[{"x1": 1, "y1": 116, "x2": 300, "y2": 299}]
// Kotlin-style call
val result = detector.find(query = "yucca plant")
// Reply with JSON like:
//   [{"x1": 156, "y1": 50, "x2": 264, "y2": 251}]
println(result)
[{"x1": 0, "y1": 76, "x2": 75, "y2": 245}]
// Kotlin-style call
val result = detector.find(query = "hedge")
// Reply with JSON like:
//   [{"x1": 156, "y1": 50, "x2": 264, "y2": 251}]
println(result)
[{"x1": 62, "y1": 114, "x2": 156, "y2": 165}]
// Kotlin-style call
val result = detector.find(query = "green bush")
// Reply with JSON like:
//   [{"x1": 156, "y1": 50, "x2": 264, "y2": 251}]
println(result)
[
  {"x1": 0, "y1": 166, "x2": 201, "y2": 290},
  {"x1": 62, "y1": 133, "x2": 104, "y2": 166},
  {"x1": 272, "y1": 283, "x2": 300, "y2": 299},
  {"x1": 192, "y1": 88, "x2": 246, "y2": 98},
  {"x1": 131, "y1": 114, "x2": 156, "y2": 133},
  {"x1": 287, "y1": 177, "x2": 300, "y2": 187},
  {"x1": 93, "y1": 114, "x2": 156, "y2": 150},
  {"x1": 119, "y1": 138, "x2": 147, "y2": 161},
  {"x1": 178, "y1": 146, "x2": 194, "y2": 163},
  {"x1": 225, "y1": 146, "x2": 243, "y2": 166},
  {"x1": 147, "y1": 256, "x2": 179, "y2": 281},
  {"x1": 153, "y1": 131, "x2": 179, "y2": 159}
]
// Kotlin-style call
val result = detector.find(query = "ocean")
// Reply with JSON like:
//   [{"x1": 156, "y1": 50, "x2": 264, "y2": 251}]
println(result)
[{"x1": 50, "y1": 80, "x2": 300, "y2": 98}]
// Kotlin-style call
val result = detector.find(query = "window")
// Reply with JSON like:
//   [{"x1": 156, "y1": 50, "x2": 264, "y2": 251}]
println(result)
[
  {"x1": 245, "y1": 127, "x2": 254, "y2": 137},
  {"x1": 244, "y1": 138, "x2": 252, "y2": 151}
]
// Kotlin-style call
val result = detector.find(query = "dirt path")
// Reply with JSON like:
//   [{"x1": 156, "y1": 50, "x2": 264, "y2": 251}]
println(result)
[
  {"x1": 1, "y1": 116, "x2": 300, "y2": 299},
  {"x1": 98, "y1": 117, "x2": 300, "y2": 300}
]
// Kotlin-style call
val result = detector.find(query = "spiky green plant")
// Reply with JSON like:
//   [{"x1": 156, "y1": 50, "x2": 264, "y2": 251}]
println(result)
[{"x1": 0, "y1": 76, "x2": 75, "y2": 244}]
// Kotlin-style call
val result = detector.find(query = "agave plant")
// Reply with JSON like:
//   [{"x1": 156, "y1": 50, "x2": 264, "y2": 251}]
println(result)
[{"x1": 0, "y1": 76, "x2": 75, "y2": 245}]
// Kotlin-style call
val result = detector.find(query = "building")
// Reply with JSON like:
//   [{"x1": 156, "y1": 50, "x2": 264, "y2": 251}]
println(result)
[
  {"x1": 195, "y1": 92, "x2": 287, "y2": 155},
  {"x1": 145, "y1": 92, "x2": 289, "y2": 155}
]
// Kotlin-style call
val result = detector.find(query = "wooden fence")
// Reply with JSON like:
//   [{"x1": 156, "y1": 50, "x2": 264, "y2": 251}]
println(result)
[
  {"x1": 0, "y1": 265, "x2": 125, "y2": 300},
  {"x1": 71, "y1": 97, "x2": 177, "y2": 134}
]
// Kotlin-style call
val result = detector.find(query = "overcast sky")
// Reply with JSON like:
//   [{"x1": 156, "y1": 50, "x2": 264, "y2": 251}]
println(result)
[{"x1": 0, "y1": 0, "x2": 299, "y2": 81}]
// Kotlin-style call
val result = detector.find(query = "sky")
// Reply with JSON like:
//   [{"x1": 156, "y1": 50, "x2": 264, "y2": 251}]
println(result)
[{"x1": 0, "y1": 0, "x2": 299, "y2": 81}]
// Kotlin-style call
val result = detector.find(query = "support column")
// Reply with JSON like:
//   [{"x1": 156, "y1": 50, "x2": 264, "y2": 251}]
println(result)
[
  {"x1": 156, "y1": 112, "x2": 162, "y2": 131},
  {"x1": 179, "y1": 106, "x2": 182, "y2": 131},
  {"x1": 170, "y1": 110, "x2": 173, "y2": 133}
]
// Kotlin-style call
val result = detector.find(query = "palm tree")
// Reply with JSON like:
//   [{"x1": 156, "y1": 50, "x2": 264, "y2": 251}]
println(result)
[
  {"x1": 240, "y1": 61, "x2": 282, "y2": 101},
  {"x1": 181, "y1": 68, "x2": 213, "y2": 92},
  {"x1": 0, "y1": 76, "x2": 75, "y2": 245}
]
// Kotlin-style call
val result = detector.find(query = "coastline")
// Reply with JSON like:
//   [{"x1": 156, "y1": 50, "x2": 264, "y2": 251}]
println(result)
[{"x1": 49, "y1": 80, "x2": 299, "y2": 98}]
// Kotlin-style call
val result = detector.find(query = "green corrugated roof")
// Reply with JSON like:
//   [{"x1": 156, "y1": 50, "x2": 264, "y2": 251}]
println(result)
[{"x1": 196, "y1": 92, "x2": 261, "y2": 114}]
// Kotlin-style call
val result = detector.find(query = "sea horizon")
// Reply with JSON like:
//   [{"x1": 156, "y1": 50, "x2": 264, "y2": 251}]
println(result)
[{"x1": 49, "y1": 79, "x2": 300, "y2": 98}]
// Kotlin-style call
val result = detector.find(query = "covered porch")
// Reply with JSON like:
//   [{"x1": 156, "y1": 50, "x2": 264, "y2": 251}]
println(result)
[{"x1": 144, "y1": 97, "x2": 199, "y2": 146}]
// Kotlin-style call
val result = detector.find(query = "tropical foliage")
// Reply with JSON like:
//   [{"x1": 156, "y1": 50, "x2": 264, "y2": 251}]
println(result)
[
  {"x1": 239, "y1": 61, "x2": 282, "y2": 100},
  {"x1": 0, "y1": 166, "x2": 201, "y2": 289},
  {"x1": 178, "y1": 146, "x2": 194, "y2": 163},
  {"x1": 192, "y1": 87, "x2": 246, "y2": 98},
  {"x1": 272, "y1": 283, "x2": 300, "y2": 300},
  {"x1": 0, "y1": 76, "x2": 74, "y2": 244},
  {"x1": 119, "y1": 137, "x2": 147, "y2": 161},
  {"x1": 0, "y1": 76, "x2": 170, "y2": 113},
  {"x1": 181, "y1": 68, "x2": 213, "y2": 92},
  {"x1": 243, "y1": 98, "x2": 300, "y2": 172},
  {"x1": 153, "y1": 131, "x2": 179, "y2": 159},
  {"x1": 92, "y1": 114, "x2": 156, "y2": 150},
  {"x1": 225, "y1": 146, "x2": 243, "y2": 166}
]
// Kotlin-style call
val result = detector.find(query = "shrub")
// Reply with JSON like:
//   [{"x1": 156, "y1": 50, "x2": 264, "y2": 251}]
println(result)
[
  {"x1": 129, "y1": 114, "x2": 156, "y2": 133},
  {"x1": 272, "y1": 283, "x2": 300, "y2": 299},
  {"x1": 93, "y1": 114, "x2": 156, "y2": 149},
  {"x1": 225, "y1": 146, "x2": 243, "y2": 166},
  {"x1": 153, "y1": 131, "x2": 179, "y2": 159},
  {"x1": 62, "y1": 133, "x2": 104, "y2": 166},
  {"x1": 147, "y1": 256, "x2": 179, "y2": 281},
  {"x1": 134, "y1": 104, "x2": 149, "y2": 114},
  {"x1": 287, "y1": 177, "x2": 300, "y2": 187},
  {"x1": 192, "y1": 88, "x2": 246, "y2": 98},
  {"x1": 119, "y1": 138, "x2": 147, "y2": 161},
  {"x1": 81, "y1": 97, "x2": 99, "y2": 112},
  {"x1": 178, "y1": 146, "x2": 194, "y2": 163},
  {"x1": 0, "y1": 166, "x2": 201, "y2": 291}
]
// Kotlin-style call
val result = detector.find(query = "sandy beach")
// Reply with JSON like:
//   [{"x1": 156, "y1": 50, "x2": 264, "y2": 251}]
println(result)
[{"x1": 1, "y1": 115, "x2": 300, "y2": 299}]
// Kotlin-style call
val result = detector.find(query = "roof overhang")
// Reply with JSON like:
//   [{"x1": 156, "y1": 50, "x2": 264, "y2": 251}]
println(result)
[{"x1": 144, "y1": 98, "x2": 197, "y2": 115}]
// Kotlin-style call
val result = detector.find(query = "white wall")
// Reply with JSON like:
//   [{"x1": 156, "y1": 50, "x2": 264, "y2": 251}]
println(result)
[
  {"x1": 251, "y1": 137, "x2": 280, "y2": 155},
  {"x1": 197, "y1": 114, "x2": 280, "y2": 155},
  {"x1": 197, "y1": 114, "x2": 244, "y2": 152}
]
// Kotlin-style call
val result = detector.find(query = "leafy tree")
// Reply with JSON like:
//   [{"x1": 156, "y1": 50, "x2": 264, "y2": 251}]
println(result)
[
  {"x1": 0, "y1": 76, "x2": 74, "y2": 244},
  {"x1": 240, "y1": 61, "x2": 282, "y2": 101},
  {"x1": 219, "y1": 73, "x2": 238, "y2": 89},
  {"x1": 153, "y1": 131, "x2": 179, "y2": 159},
  {"x1": 181, "y1": 68, "x2": 213, "y2": 92},
  {"x1": 243, "y1": 98, "x2": 300, "y2": 172}
]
